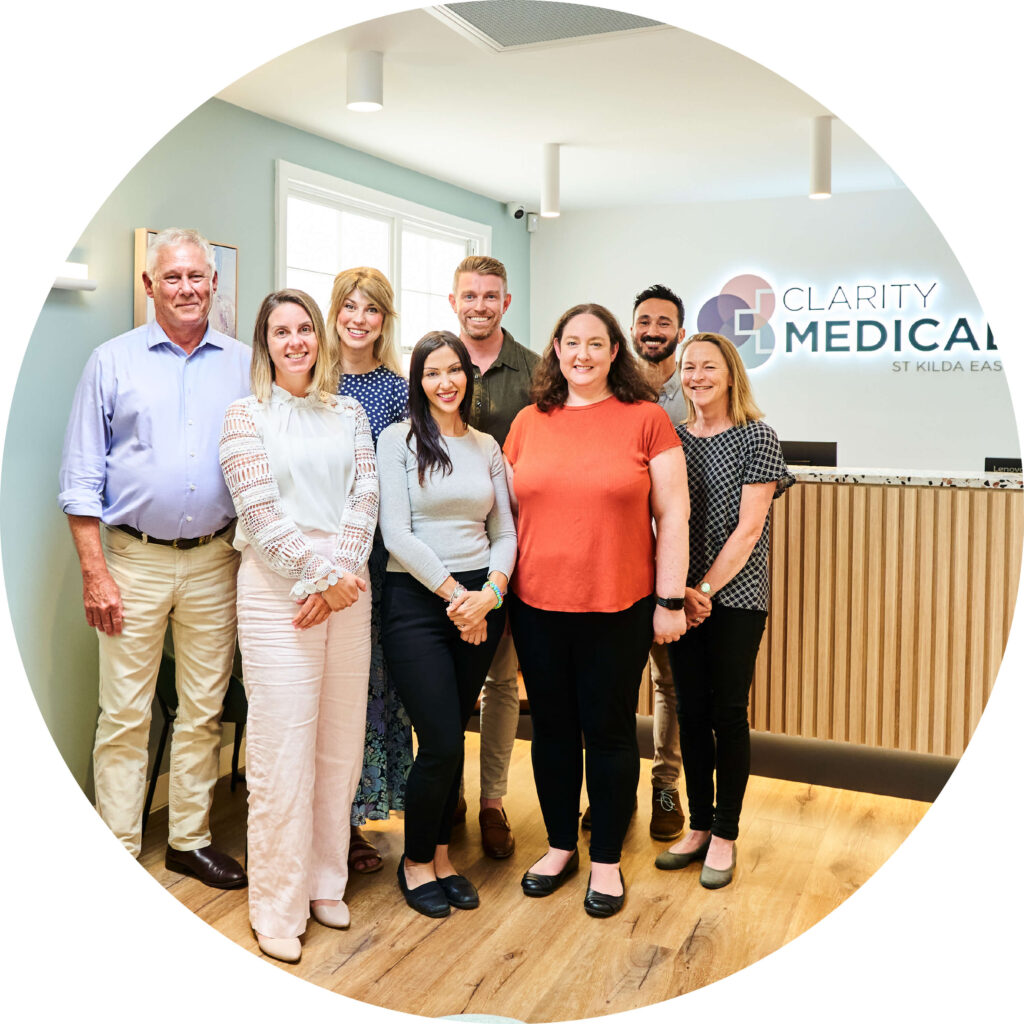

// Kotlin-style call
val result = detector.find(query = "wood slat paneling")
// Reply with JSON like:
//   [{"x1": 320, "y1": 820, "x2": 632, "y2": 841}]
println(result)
[{"x1": 744, "y1": 483, "x2": 1023, "y2": 758}]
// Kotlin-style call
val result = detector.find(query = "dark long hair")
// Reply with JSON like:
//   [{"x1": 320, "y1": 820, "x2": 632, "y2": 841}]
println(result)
[
  {"x1": 406, "y1": 331, "x2": 475, "y2": 485},
  {"x1": 531, "y1": 303, "x2": 657, "y2": 412}
]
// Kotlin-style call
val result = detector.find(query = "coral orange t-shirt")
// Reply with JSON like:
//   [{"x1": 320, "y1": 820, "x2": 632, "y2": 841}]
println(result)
[{"x1": 503, "y1": 397, "x2": 681, "y2": 613}]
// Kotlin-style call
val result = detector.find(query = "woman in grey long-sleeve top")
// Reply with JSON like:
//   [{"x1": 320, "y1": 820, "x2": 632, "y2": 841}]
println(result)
[{"x1": 377, "y1": 330, "x2": 516, "y2": 919}]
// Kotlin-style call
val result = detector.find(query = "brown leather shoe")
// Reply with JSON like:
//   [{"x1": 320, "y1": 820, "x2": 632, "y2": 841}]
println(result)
[
  {"x1": 479, "y1": 807, "x2": 515, "y2": 859},
  {"x1": 165, "y1": 845, "x2": 247, "y2": 889},
  {"x1": 650, "y1": 788, "x2": 685, "y2": 840}
]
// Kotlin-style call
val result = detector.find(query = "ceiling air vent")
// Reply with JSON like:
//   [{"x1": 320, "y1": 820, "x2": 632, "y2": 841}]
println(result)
[{"x1": 428, "y1": 1, "x2": 663, "y2": 52}]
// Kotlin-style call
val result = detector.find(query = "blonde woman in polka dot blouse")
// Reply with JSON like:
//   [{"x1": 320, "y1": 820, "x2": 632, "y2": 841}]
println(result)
[{"x1": 327, "y1": 267, "x2": 412, "y2": 876}]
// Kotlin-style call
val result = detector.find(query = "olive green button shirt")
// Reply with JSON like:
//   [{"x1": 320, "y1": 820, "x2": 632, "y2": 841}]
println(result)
[{"x1": 467, "y1": 329, "x2": 539, "y2": 447}]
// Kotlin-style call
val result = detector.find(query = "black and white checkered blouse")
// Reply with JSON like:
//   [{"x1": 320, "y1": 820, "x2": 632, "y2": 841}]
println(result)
[{"x1": 678, "y1": 419, "x2": 796, "y2": 611}]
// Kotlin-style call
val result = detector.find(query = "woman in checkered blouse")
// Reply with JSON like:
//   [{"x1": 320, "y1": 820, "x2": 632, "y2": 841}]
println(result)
[{"x1": 654, "y1": 331, "x2": 795, "y2": 889}]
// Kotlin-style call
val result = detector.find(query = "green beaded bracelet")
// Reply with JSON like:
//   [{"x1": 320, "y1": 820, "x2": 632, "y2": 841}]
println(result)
[{"x1": 483, "y1": 580, "x2": 504, "y2": 609}]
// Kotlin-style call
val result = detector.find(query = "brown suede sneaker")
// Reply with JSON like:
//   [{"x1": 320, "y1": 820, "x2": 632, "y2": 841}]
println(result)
[
  {"x1": 479, "y1": 806, "x2": 515, "y2": 858},
  {"x1": 650, "y1": 788, "x2": 684, "y2": 840}
]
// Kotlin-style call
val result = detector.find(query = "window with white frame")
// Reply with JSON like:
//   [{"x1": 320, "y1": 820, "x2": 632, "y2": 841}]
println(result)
[{"x1": 276, "y1": 160, "x2": 491, "y2": 352}]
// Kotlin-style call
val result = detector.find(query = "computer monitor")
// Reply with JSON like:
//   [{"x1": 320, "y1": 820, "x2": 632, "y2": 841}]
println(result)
[
  {"x1": 984, "y1": 457, "x2": 1022, "y2": 473},
  {"x1": 780, "y1": 440, "x2": 837, "y2": 467}
]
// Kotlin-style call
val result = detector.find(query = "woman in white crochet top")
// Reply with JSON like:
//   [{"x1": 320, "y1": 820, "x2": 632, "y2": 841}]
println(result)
[{"x1": 219, "y1": 289, "x2": 378, "y2": 964}]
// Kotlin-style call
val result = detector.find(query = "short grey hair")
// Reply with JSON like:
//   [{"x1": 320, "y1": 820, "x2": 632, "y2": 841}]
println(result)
[{"x1": 146, "y1": 227, "x2": 216, "y2": 279}]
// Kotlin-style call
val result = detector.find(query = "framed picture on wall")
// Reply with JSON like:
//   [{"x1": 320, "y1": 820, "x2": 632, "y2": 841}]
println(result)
[{"x1": 133, "y1": 228, "x2": 239, "y2": 338}]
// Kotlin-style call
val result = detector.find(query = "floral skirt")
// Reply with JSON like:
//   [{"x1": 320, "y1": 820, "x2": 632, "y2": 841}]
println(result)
[{"x1": 350, "y1": 535, "x2": 413, "y2": 824}]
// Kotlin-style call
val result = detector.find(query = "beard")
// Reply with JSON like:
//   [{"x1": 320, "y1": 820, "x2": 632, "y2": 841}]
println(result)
[{"x1": 633, "y1": 334, "x2": 678, "y2": 365}]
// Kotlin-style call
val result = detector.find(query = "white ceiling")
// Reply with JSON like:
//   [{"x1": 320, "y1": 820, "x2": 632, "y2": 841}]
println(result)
[{"x1": 217, "y1": 4, "x2": 903, "y2": 211}]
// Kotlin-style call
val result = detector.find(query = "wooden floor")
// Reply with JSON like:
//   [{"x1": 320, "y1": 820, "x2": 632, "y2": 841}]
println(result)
[{"x1": 140, "y1": 735, "x2": 929, "y2": 1021}]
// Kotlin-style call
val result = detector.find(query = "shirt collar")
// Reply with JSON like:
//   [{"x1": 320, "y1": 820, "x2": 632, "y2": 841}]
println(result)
[
  {"x1": 146, "y1": 319, "x2": 221, "y2": 352},
  {"x1": 660, "y1": 363, "x2": 682, "y2": 400},
  {"x1": 487, "y1": 329, "x2": 520, "y2": 372}
]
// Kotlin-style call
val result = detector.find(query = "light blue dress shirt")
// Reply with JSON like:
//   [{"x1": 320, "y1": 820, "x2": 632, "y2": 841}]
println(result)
[{"x1": 59, "y1": 321, "x2": 251, "y2": 539}]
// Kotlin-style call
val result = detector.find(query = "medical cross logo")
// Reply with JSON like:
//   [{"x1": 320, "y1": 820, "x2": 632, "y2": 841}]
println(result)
[{"x1": 696, "y1": 274, "x2": 776, "y2": 369}]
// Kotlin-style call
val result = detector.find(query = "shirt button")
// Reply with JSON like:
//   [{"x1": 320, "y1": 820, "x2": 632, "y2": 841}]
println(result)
[
  {"x1": 189, "y1": 452, "x2": 196, "y2": 458},
  {"x1": 189, "y1": 484, "x2": 196, "y2": 491},
  {"x1": 188, "y1": 419, "x2": 193, "y2": 426},
  {"x1": 186, "y1": 515, "x2": 193, "y2": 522}
]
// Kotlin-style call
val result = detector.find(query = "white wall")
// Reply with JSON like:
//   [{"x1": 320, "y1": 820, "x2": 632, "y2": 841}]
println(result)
[{"x1": 530, "y1": 189, "x2": 1018, "y2": 471}]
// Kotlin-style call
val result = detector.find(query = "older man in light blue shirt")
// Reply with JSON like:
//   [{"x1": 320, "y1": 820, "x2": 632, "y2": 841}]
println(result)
[{"x1": 59, "y1": 228, "x2": 251, "y2": 887}]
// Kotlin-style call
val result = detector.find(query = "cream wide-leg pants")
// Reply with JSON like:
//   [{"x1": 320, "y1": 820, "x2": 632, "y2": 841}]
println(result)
[{"x1": 236, "y1": 532, "x2": 371, "y2": 940}]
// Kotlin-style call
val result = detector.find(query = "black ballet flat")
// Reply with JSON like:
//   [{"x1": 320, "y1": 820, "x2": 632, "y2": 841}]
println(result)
[
  {"x1": 521, "y1": 848, "x2": 580, "y2": 897},
  {"x1": 436, "y1": 873, "x2": 480, "y2": 909},
  {"x1": 397, "y1": 855, "x2": 450, "y2": 918},
  {"x1": 583, "y1": 870, "x2": 625, "y2": 918}
]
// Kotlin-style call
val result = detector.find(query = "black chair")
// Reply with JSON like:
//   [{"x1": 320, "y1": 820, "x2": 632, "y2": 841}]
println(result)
[{"x1": 141, "y1": 652, "x2": 248, "y2": 834}]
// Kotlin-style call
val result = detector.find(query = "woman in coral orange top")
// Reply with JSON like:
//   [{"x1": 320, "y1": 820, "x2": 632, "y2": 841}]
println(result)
[{"x1": 503, "y1": 302, "x2": 689, "y2": 918}]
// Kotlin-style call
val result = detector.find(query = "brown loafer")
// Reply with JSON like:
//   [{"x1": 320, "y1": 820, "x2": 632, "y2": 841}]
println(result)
[
  {"x1": 165, "y1": 845, "x2": 247, "y2": 889},
  {"x1": 479, "y1": 807, "x2": 515, "y2": 859}
]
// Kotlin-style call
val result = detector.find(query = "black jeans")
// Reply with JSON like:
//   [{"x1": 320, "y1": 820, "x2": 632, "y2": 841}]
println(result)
[
  {"x1": 381, "y1": 570, "x2": 505, "y2": 863},
  {"x1": 667, "y1": 604, "x2": 767, "y2": 842},
  {"x1": 510, "y1": 593, "x2": 654, "y2": 864}
]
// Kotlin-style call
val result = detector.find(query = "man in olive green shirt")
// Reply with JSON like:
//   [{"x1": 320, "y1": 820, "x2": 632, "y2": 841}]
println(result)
[{"x1": 449, "y1": 255, "x2": 539, "y2": 858}]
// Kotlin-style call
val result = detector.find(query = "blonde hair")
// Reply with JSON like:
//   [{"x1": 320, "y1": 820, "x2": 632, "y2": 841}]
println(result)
[
  {"x1": 250, "y1": 290, "x2": 338, "y2": 403},
  {"x1": 679, "y1": 332, "x2": 764, "y2": 427},
  {"x1": 451, "y1": 255, "x2": 508, "y2": 294},
  {"x1": 326, "y1": 267, "x2": 402, "y2": 375}
]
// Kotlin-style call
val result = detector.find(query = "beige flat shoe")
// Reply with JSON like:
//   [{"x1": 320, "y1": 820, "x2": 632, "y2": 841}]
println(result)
[
  {"x1": 699, "y1": 845, "x2": 738, "y2": 889},
  {"x1": 257, "y1": 933, "x2": 301, "y2": 963},
  {"x1": 311, "y1": 899, "x2": 351, "y2": 929},
  {"x1": 654, "y1": 835, "x2": 711, "y2": 871}
]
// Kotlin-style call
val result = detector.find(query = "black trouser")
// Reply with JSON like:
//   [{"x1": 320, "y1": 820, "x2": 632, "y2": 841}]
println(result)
[
  {"x1": 381, "y1": 569, "x2": 505, "y2": 863},
  {"x1": 509, "y1": 593, "x2": 654, "y2": 864},
  {"x1": 667, "y1": 605, "x2": 767, "y2": 842}
]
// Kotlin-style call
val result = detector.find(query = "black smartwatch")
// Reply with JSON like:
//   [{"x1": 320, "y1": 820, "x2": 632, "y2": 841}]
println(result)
[{"x1": 656, "y1": 596, "x2": 685, "y2": 610}]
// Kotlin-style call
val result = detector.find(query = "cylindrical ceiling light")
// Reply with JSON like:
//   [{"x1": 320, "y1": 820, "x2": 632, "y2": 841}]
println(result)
[
  {"x1": 541, "y1": 143, "x2": 560, "y2": 218},
  {"x1": 810, "y1": 115, "x2": 833, "y2": 199},
  {"x1": 347, "y1": 51, "x2": 383, "y2": 112}
]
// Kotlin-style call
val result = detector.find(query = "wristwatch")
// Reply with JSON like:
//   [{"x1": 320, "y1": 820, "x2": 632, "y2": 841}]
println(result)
[
  {"x1": 698, "y1": 581, "x2": 713, "y2": 597},
  {"x1": 656, "y1": 596, "x2": 686, "y2": 610}
]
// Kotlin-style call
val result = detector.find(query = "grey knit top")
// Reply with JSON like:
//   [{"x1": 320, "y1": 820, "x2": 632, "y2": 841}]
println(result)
[{"x1": 377, "y1": 422, "x2": 516, "y2": 592}]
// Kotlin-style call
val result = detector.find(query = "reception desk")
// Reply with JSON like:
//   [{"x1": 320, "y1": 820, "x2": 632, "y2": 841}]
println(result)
[{"x1": 640, "y1": 469, "x2": 1023, "y2": 760}]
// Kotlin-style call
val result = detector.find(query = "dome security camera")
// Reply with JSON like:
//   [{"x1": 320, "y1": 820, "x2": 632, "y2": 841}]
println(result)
[{"x1": 506, "y1": 202, "x2": 526, "y2": 220}]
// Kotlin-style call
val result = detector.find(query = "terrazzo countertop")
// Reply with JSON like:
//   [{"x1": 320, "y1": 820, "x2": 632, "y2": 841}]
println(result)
[{"x1": 791, "y1": 467, "x2": 1023, "y2": 490}]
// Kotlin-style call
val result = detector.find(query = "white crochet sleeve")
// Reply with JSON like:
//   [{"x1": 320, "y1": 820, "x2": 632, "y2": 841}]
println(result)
[
  {"x1": 329, "y1": 399, "x2": 378, "y2": 576},
  {"x1": 219, "y1": 397, "x2": 344, "y2": 599}
]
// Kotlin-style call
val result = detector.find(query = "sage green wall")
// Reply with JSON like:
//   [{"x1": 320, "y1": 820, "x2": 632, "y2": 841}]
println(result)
[{"x1": 2, "y1": 97, "x2": 531, "y2": 793}]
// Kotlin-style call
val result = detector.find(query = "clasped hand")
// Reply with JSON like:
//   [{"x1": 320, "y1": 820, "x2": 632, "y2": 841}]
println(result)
[
  {"x1": 447, "y1": 588, "x2": 497, "y2": 645},
  {"x1": 292, "y1": 572, "x2": 367, "y2": 629},
  {"x1": 684, "y1": 587, "x2": 712, "y2": 629},
  {"x1": 653, "y1": 604, "x2": 688, "y2": 645}
]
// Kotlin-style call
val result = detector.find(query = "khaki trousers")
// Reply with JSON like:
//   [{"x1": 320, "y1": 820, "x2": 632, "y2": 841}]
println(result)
[
  {"x1": 95, "y1": 526, "x2": 240, "y2": 858},
  {"x1": 650, "y1": 642, "x2": 682, "y2": 790},
  {"x1": 478, "y1": 629, "x2": 520, "y2": 799},
  {"x1": 237, "y1": 536, "x2": 370, "y2": 940}
]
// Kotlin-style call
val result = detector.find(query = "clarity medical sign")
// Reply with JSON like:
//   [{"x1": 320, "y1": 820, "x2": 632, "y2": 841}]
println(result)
[{"x1": 696, "y1": 274, "x2": 999, "y2": 374}]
